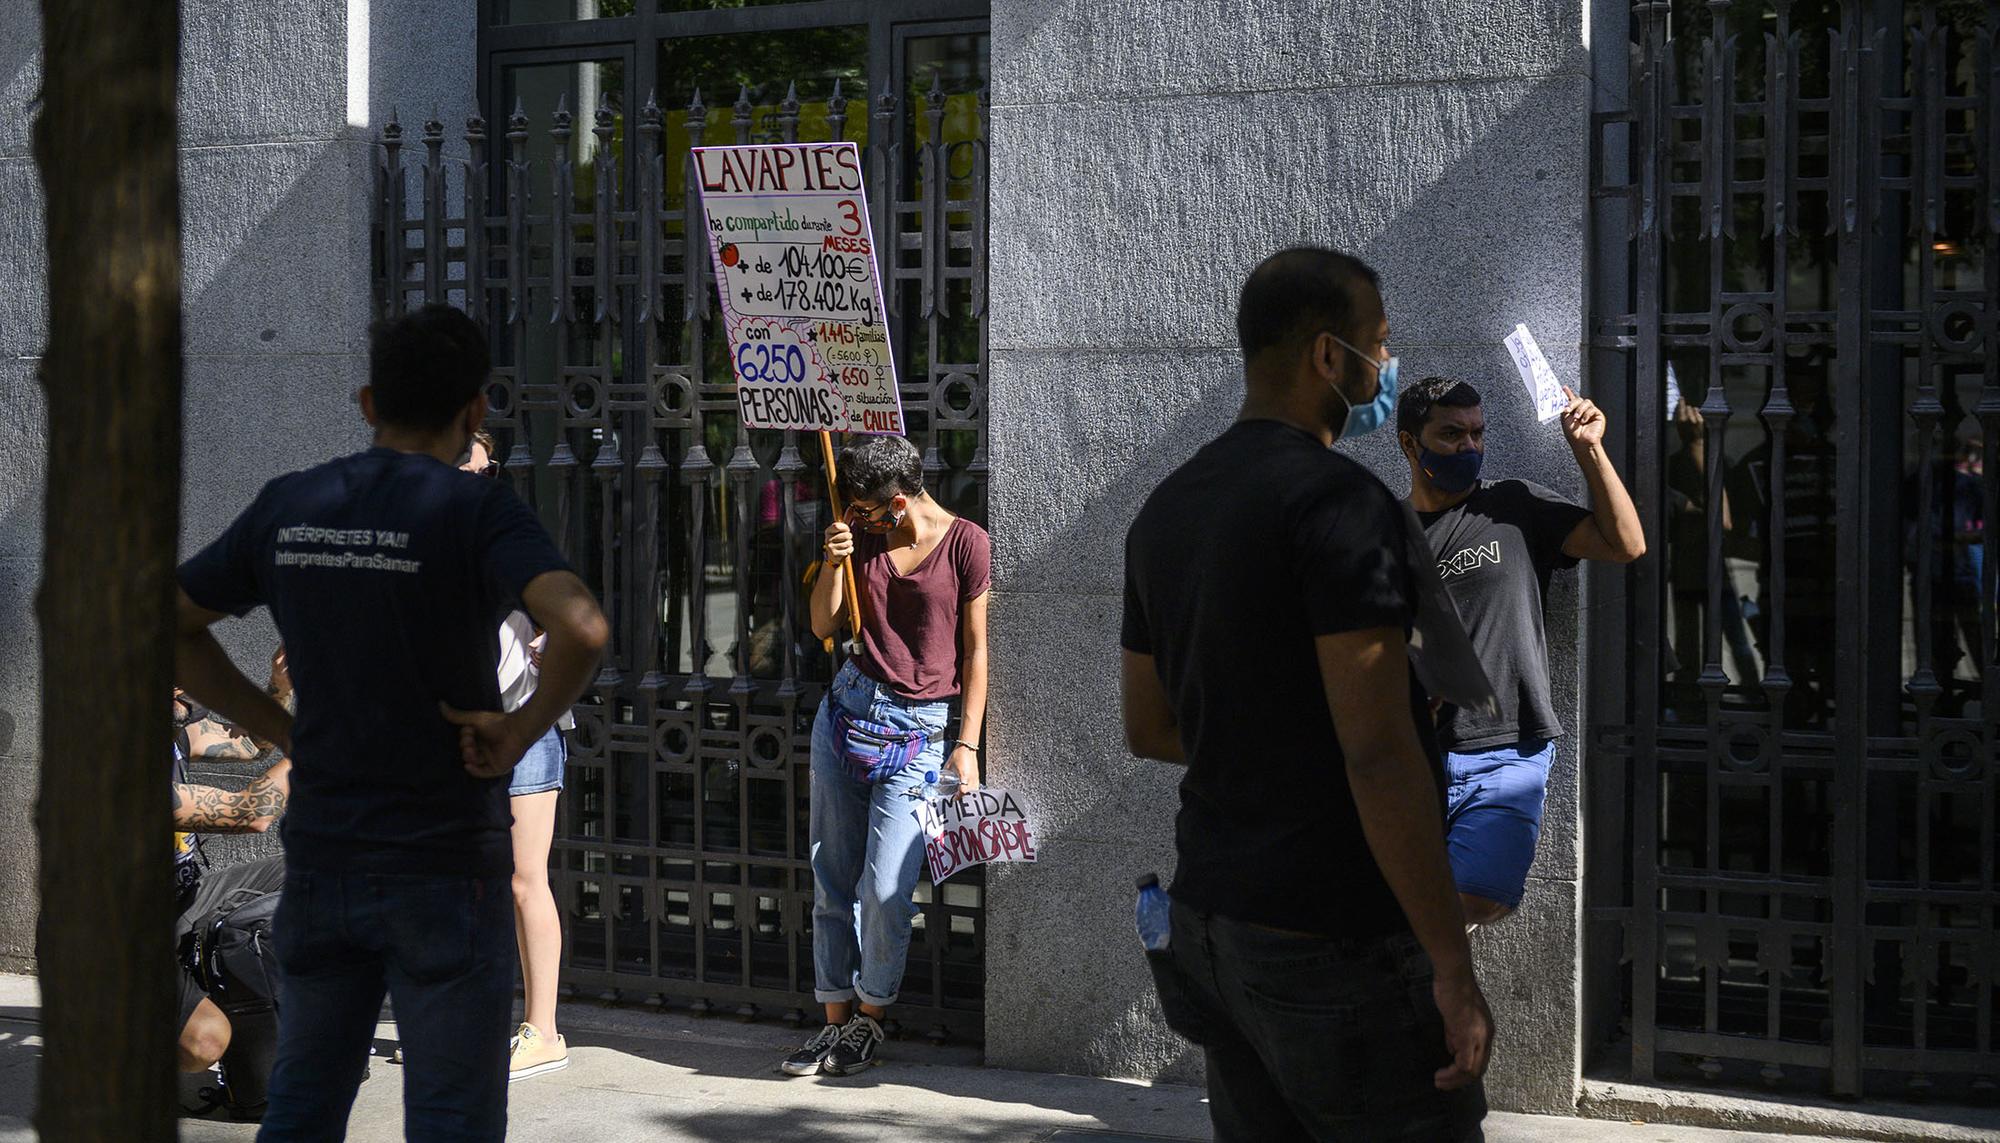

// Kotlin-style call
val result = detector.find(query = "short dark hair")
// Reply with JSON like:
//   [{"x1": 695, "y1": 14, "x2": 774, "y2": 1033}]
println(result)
[
  {"x1": 1397, "y1": 375, "x2": 1482, "y2": 439},
  {"x1": 836, "y1": 435, "x2": 924, "y2": 504},
  {"x1": 367, "y1": 304, "x2": 491, "y2": 432},
  {"x1": 1235, "y1": 247, "x2": 1382, "y2": 365}
]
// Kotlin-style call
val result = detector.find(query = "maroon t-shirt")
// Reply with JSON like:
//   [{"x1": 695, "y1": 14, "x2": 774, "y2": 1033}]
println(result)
[{"x1": 852, "y1": 515, "x2": 991, "y2": 701}]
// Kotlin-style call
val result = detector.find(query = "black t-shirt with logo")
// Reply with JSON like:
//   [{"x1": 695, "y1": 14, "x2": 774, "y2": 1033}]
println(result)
[
  {"x1": 1122, "y1": 420, "x2": 1443, "y2": 940},
  {"x1": 177, "y1": 448, "x2": 572, "y2": 877},
  {"x1": 1415, "y1": 479, "x2": 1590, "y2": 752}
]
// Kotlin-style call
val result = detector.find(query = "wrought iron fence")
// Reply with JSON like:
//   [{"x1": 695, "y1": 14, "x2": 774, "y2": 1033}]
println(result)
[
  {"x1": 371, "y1": 75, "x2": 990, "y2": 1041},
  {"x1": 1591, "y1": 0, "x2": 2000, "y2": 1101}
]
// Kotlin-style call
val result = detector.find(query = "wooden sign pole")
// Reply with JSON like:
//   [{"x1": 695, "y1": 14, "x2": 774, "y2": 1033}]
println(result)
[{"x1": 819, "y1": 429, "x2": 865, "y2": 643}]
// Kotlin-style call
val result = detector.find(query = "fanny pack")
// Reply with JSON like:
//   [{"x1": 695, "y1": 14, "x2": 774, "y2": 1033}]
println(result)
[{"x1": 833, "y1": 708, "x2": 929, "y2": 784}]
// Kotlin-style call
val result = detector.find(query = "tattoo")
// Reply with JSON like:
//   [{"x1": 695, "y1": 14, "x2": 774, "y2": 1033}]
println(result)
[
  {"x1": 188, "y1": 716, "x2": 265, "y2": 761},
  {"x1": 240, "y1": 773, "x2": 288, "y2": 823},
  {"x1": 170, "y1": 774, "x2": 287, "y2": 833}
]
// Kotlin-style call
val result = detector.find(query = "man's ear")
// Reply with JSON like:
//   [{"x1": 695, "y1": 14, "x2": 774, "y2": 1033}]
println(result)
[
  {"x1": 1311, "y1": 331, "x2": 1342, "y2": 386},
  {"x1": 463, "y1": 393, "x2": 489, "y2": 438},
  {"x1": 359, "y1": 385, "x2": 380, "y2": 427}
]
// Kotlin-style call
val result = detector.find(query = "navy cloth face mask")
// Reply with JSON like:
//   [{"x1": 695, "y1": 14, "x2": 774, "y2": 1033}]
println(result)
[
  {"x1": 1419, "y1": 446, "x2": 1483, "y2": 494},
  {"x1": 1330, "y1": 338, "x2": 1399, "y2": 441}
]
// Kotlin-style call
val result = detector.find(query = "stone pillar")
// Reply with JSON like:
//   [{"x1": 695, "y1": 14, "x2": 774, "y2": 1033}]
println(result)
[
  {"x1": 982, "y1": 0, "x2": 1595, "y2": 1113},
  {"x1": 0, "y1": 0, "x2": 476, "y2": 948}
]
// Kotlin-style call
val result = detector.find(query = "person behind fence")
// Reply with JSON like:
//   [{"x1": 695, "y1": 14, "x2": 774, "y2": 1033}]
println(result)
[
  {"x1": 1396, "y1": 375, "x2": 1643, "y2": 928},
  {"x1": 782, "y1": 434, "x2": 991, "y2": 1078},
  {"x1": 462, "y1": 430, "x2": 575, "y2": 1081},
  {"x1": 173, "y1": 303, "x2": 609, "y2": 1142},
  {"x1": 1120, "y1": 246, "x2": 1492, "y2": 1141},
  {"x1": 172, "y1": 666, "x2": 291, "y2": 1118}
]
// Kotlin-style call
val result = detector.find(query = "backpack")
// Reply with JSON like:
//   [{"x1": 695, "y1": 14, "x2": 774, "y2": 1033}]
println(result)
[{"x1": 185, "y1": 888, "x2": 283, "y2": 1120}]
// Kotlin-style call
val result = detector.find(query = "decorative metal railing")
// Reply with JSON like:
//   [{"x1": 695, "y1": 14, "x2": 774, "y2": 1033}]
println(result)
[
  {"x1": 372, "y1": 73, "x2": 989, "y2": 1041},
  {"x1": 1591, "y1": 0, "x2": 2000, "y2": 1101}
]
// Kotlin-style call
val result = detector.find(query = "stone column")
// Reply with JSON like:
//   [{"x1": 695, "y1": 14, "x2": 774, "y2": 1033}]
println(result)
[
  {"x1": 982, "y1": 0, "x2": 1595, "y2": 1113},
  {"x1": 0, "y1": 0, "x2": 476, "y2": 948}
]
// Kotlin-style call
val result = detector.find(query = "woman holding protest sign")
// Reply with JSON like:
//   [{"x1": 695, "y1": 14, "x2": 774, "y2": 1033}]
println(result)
[{"x1": 781, "y1": 434, "x2": 991, "y2": 1078}]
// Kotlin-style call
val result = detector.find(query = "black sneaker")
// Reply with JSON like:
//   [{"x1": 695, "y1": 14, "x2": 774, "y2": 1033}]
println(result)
[
  {"x1": 779, "y1": 1023, "x2": 842, "y2": 1076},
  {"x1": 821, "y1": 1014, "x2": 884, "y2": 1076}
]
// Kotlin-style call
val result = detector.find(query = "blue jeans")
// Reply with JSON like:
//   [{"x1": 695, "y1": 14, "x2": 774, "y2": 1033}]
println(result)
[
  {"x1": 257, "y1": 869, "x2": 515, "y2": 1142},
  {"x1": 1149, "y1": 902, "x2": 1485, "y2": 1142},
  {"x1": 809, "y1": 660, "x2": 947, "y2": 1007},
  {"x1": 1444, "y1": 739, "x2": 1555, "y2": 909}
]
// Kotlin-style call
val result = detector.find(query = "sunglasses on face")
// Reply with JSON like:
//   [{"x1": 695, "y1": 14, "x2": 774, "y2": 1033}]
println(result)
[{"x1": 846, "y1": 502, "x2": 899, "y2": 526}]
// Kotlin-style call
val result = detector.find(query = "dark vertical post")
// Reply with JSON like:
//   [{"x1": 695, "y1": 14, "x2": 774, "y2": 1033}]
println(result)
[
  {"x1": 505, "y1": 101, "x2": 535, "y2": 499},
  {"x1": 635, "y1": 92, "x2": 669, "y2": 690},
  {"x1": 682, "y1": 92, "x2": 715, "y2": 698},
  {"x1": 465, "y1": 114, "x2": 490, "y2": 326},
  {"x1": 1828, "y1": 0, "x2": 1875, "y2": 1097},
  {"x1": 966, "y1": 84, "x2": 991, "y2": 523},
  {"x1": 383, "y1": 111, "x2": 408, "y2": 315},
  {"x1": 32, "y1": 1, "x2": 182, "y2": 1136},
  {"x1": 423, "y1": 111, "x2": 447, "y2": 304},
  {"x1": 547, "y1": 97, "x2": 581, "y2": 557},
  {"x1": 1628, "y1": 0, "x2": 1670, "y2": 1086}
]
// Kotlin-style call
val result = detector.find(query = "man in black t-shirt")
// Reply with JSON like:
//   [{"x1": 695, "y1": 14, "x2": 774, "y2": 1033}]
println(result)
[
  {"x1": 174, "y1": 305, "x2": 609, "y2": 1140},
  {"x1": 1122, "y1": 247, "x2": 1490, "y2": 1142},
  {"x1": 1397, "y1": 376, "x2": 1644, "y2": 927}
]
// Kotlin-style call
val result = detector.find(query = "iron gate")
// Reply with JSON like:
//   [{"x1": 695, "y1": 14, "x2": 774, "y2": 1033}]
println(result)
[
  {"x1": 1590, "y1": 0, "x2": 2000, "y2": 1099},
  {"x1": 372, "y1": 5, "x2": 991, "y2": 1041}
]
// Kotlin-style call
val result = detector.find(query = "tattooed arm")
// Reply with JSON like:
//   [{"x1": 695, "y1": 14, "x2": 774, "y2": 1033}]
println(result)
[
  {"x1": 183, "y1": 715, "x2": 268, "y2": 761},
  {"x1": 171, "y1": 756, "x2": 291, "y2": 834}
]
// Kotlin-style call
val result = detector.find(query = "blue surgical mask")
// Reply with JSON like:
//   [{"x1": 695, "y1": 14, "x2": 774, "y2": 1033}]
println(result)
[
  {"x1": 1330, "y1": 338, "x2": 1398, "y2": 440},
  {"x1": 1418, "y1": 446, "x2": 1483, "y2": 494}
]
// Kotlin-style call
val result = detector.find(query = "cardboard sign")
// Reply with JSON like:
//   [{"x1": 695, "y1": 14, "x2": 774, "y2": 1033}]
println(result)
[
  {"x1": 1503, "y1": 323, "x2": 1570, "y2": 423},
  {"x1": 911, "y1": 788, "x2": 1041, "y2": 884},
  {"x1": 692, "y1": 142, "x2": 904, "y2": 435}
]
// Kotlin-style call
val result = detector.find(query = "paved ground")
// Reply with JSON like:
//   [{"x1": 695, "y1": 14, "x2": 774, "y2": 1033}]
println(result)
[{"x1": 0, "y1": 975, "x2": 1873, "y2": 1141}]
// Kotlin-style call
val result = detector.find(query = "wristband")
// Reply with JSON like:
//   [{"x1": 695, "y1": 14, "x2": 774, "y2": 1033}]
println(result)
[{"x1": 952, "y1": 739, "x2": 981, "y2": 755}]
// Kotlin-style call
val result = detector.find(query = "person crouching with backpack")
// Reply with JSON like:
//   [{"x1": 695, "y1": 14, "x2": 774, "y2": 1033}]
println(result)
[
  {"x1": 171, "y1": 658, "x2": 292, "y2": 1116},
  {"x1": 781, "y1": 435, "x2": 991, "y2": 1078}
]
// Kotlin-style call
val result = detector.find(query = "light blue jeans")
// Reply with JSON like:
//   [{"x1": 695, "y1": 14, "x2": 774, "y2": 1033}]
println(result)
[{"x1": 809, "y1": 660, "x2": 947, "y2": 1007}]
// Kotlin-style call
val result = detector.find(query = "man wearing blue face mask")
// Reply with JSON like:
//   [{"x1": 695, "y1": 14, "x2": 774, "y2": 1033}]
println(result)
[
  {"x1": 1397, "y1": 376, "x2": 1644, "y2": 928},
  {"x1": 1122, "y1": 247, "x2": 1491, "y2": 1142}
]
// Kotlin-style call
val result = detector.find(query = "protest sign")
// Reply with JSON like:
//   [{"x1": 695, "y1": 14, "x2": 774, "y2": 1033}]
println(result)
[
  {"x1": 1503, "y1": 323, "x2": 1570, "y2": 423},
  {"x1": 691, "y1": 142, "x2": 904, "y2": 436},
  {"x1": 911, "y1": 788, "x2": 1041, "y2": 885}
]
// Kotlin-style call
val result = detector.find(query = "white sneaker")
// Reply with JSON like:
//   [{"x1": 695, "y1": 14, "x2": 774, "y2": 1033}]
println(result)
[{"x1": 508, "y1": 1021, "x2": 570, "y2": 1082}]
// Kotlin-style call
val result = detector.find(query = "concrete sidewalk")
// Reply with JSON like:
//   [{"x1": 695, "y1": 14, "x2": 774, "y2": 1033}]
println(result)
[{"x1": 0, "y1": 974, "x2": 1872, "y2": 1141}]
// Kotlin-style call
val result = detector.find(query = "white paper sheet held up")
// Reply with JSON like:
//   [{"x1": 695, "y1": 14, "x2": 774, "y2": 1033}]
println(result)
[{"x1": 1504, "y1": 323, "x2": 1570, "y2": 423}]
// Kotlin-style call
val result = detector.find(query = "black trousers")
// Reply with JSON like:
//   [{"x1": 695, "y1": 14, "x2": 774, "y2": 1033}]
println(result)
[{"x1": 1148, "y1": 902, "x2": 1486, "y2": 1143}]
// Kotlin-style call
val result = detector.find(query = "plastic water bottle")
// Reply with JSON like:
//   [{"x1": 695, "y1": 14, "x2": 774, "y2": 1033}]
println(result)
[
  {"x1": 1135, "y1": 873, "x2": 1171, "y2": 952},
  {"x1": 922, "y1": 769, "x2": 961, "y2": 802}
]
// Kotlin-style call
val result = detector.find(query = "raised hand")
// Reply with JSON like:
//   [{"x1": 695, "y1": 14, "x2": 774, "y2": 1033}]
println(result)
[{"x1": 1560, "y1": 386, "x2": 1607, "y2": 453}]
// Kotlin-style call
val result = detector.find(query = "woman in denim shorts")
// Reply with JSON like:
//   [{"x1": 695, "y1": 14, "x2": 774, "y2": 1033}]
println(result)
[
  {"x1": 468, "y1": 434, "x2": 573, "y2": 1082},
  {"x1": 780, "y1": 436, "x2": 991, "y2": 1079}
]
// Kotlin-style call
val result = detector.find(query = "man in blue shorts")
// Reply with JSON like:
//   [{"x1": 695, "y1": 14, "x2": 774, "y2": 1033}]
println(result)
[
  {"x1": 174, "y1": 304, "x2": 609, "y2": 1141},
  {"x1": 1398, "y1": 375, "x2": 1644, "y2": 926}
]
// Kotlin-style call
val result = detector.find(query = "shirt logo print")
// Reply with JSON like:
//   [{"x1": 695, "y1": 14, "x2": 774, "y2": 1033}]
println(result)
[{"x1": 1438, "y1": 541, "x2": 1502, "y2": 580}]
